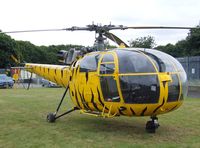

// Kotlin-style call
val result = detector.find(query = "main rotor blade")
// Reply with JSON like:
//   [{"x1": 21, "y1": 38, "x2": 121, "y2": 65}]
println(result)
[
  {"x1": 103, "y1": 31, "x2": 129, "y2": 47},
  {"x1": 1, "y1": 28, "x2": 66, "y2": 34},
  {"x1": 120, "y1": 26, "x2": 198, "y2": 30},
  {"x1": 1, "y1": 25, "x2": 198, "y2": 34},
  {"x1": 0, "y1": 26, "x2": 92, "y2": 34}
]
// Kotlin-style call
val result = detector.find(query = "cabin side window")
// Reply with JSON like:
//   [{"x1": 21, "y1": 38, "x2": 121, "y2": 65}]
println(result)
[
  {"x1": 79, "y1": 54, "x2": 100, "y2": 72},
  {"x1": 100, "y1": 76, "x2": 120, "y2": 102},
  {"x1": 99, "y1": 53, "x2": 120, "y2": 102},
  {"x1": 100, "y1": 54, "x2": 115, "y2": 74}
]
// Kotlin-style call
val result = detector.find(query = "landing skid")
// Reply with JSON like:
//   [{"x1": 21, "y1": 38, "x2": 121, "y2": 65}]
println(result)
[
  {"x1": 46, "y1": 85, "x2": 78, "y2": 123},
  {"x1": 146, "y1": 116, "x2": 160, "y2": 133}
]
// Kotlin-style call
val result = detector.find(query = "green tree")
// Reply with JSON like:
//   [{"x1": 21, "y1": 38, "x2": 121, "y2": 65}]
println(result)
[
  {"x1": 186, "y1": 26, "x2": 200, "y2": 55},
  {"x1": 156, "y1": 42, "x2": 187, "y2": 57},
  {"x1": 156, "y1": 25, "x2": 200, "y2": 57},
  {"x1": 0, "y1": 33, "x2": 17, "y2": 68},
  {"x1": 129, "y1": 36, "x2": 156, "y2": 48}
]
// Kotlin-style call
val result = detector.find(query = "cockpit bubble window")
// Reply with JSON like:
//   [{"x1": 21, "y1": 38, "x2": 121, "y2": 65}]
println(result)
[
  {"x1": 179, "y1": 71, "x2": 188, "y2": 100},
  {"x1": 141, "y1": 49, "x2": 176, "y2": 72},
  {"x1": 168, "y1": 74, "x2": 180, "y2": 102},
  {"x1": 79, "y1": 54, "x2": 100, "y2": 72},
  {"x1": 102, "y1": 54, "x2": 114, "y2": 62},
  {"x1": 141, "y1": 48, "x2": 188, "y2": 100},
  {"x1": 116, "y1": 50, "x2": 156, "y2": 73},
  {"x1": 145, "y1": 52, "x2": 166, "y2": 72}
]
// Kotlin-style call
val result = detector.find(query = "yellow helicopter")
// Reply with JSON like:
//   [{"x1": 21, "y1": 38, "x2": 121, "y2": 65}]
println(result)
[{"x1": 2, "y1": 24, "x2": 196, "y2": 133}]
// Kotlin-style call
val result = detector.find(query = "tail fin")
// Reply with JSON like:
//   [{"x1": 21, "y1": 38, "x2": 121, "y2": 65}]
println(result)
[{"x1": 25, "y1": 63, "x2": 71, "y2": 87}]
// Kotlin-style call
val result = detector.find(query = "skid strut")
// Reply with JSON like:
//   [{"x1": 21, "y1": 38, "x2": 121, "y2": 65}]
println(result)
[{"x1": 47, "y1": 85, "x2": 78, "y2": 122}]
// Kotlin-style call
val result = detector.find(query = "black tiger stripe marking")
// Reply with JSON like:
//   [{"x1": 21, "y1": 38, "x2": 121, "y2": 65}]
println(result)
[
  {"x1": 61, "y1": 69, "x2": 63, "y2": 78},
  {"x1": 82, "y1": 89, "x2": 92, "y2": 110},
  {"x1": 153, "y1": 99, "x2": 165, "y2": 113},
  {"x1": 53, "y1": 76, "x2": 58, "y2": 84},
  {"x1": 71, "y1": 68, "x2": 74, "y2": 75},
  {"x1": 118, "y1": 108, "x2": 125, "y2": 115},
  {"x1": 74, "y1": 89, "x2": 81, "y2": 108},
  {"x1": 75, "y1": 66, "x2": 79, "y2": 77},
  {"x1": 168, "y1": 105, "x2": 178, "y2": 112},
  {"x1": 78, "y1": 89, "x2": 90, "y2": 110},
  {"x1": 163, "y1": 81, "x2": 167, "y2": 88},
  {"x1": 85, "y1": 72, "x2": 89, "y2": 83},
  {"x1": 75, "y1": 66, "x2": 79, "y2": 76},
  {"x1": 77, "y1": 89, "x2": 85, "y2": 109},
  {"x1": 71, "y1": 91, "x2": 74, "y2": 97},
  {"x1": 140, "y1": 106, "x2": 147, "y2": 116},
  {"x1": 42, "y1": 67, "x2": 45, "y2": 77},
  {"x1": 130, "y1": 107, "x2": 136, "y2": 115},
  {"x1": 118, "y1": 107, "x2": 127, "y2": 115},
  {"x1": 72, "y1": 60, "x2": 77, "y2": 67},
  {"x1": 90, "y1": 88, "x2": 101, "y2": 111},
  {"x1": 97, "y1": 87, "x2": 109, "y2": 110},
  {"x1": 120, "y1": 106, "x2": 127, "y2": 111},
  {"x1": 77, "y1": 89, "x2": 86, "y2": 110}
]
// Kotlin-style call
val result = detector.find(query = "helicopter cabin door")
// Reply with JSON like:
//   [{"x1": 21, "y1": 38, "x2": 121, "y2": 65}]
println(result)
[{"x1": 99, "y1": 53, "x2": 120, "y2": 102}]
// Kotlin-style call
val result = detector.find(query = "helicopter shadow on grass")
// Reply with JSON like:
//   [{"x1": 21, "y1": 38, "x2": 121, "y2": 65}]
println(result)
[
  {"x1": 63, "y1": 115, "x2": 171, "y2": 136},
  {"x1": 63, "y1": 116, "x2": 183, "y2": 143},
  {"x1": 43, "y1": 111, "x2": 182, "y2": 143}
]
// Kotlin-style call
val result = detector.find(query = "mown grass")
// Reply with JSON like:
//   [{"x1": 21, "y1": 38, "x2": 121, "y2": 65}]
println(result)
[{"x1": 0, "y1": 88, "x2": 200, "y2": 148}]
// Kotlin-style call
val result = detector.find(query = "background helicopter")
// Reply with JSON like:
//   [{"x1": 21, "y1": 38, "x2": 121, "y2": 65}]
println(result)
[{"x1": 1, "y1": 24, "x2": 198, "y2": 133}]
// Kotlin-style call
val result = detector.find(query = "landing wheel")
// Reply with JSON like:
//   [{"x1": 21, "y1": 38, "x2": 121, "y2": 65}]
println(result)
[
  {"x1": 146, "y1": 117, "x2": 159, "y2": 133},
  {"x1": 47, "y1": 113, "x2": 56, "y2": 123}
]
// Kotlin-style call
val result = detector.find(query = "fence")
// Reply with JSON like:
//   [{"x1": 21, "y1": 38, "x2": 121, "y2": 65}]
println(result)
[{"x1": 177, "y1": 56, "x2": 200, "y2": 85}]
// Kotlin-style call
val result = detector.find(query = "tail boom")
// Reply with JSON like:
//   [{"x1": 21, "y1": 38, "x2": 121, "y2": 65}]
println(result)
[{"x1": 25, "y1": 63, "x2": 71, "y2": 87}]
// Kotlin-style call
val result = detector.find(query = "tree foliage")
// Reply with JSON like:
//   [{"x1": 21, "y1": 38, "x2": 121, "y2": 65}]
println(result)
[
  {"x1": 129, "y1": 36, "x2": 156, "y2": 48},
  {"x1": 156, "y1": 26, "x2": 200, "y2": 57},
  {"x1": 0, "y1": 33, "x2": 82, "y2": 68},
  {"x1": 0, "y1": 34, "x2": 16, "y2": 68}
]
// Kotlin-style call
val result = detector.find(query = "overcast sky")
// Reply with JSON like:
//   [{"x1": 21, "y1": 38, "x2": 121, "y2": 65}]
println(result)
[{"x1": 1, "y1": 0, "x2": 200, "y2": 47}]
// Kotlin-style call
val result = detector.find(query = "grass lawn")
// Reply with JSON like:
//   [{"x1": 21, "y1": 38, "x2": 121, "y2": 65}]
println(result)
[{"x1": 0, "y1": 88, "x2": 200, "y2": 148}]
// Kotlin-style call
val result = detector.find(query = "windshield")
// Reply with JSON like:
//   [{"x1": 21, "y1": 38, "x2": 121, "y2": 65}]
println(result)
[
  {"x1": 0, "y1": 74, "x2": 7, "y2": 80},
  {"x1": 0, "y1": 74, "x2": 13, "y2": 81},
  {"x1": 116, "y1": 50, "x2": 156, "y2": 73}
]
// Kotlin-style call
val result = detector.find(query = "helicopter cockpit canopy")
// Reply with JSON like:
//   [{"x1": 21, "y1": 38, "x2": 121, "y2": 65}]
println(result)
[
  {"x1": 115, "y1": 49, "x2": 187, "y2": 103},
  {"x1": 79, "y1": 48, "x2": 188, "y2": 104}
]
